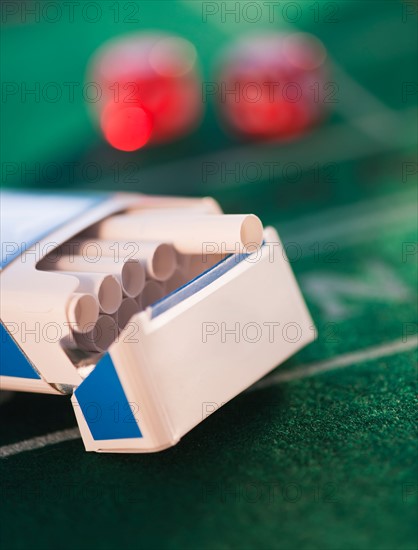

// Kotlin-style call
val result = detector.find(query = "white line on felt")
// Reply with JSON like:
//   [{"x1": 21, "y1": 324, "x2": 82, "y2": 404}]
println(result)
[
  {"x1": 0, "y1": 427, "x2": 81, "y2": 459},
  {"x1": 326, "y1": 36, "x2": 405, "y2": 119},
  {"x1": 249, "y1": 336, "x2": 418, "y2": 391},
  {"x1": 2, "y1": 338, "x2": 416, "y2": 458},
  {"x1": 277, "y1": 187, "x2": 417, "y2": 248},
  {"x1": 136, "y1": 106, "x2": 416, "y2": 194}
]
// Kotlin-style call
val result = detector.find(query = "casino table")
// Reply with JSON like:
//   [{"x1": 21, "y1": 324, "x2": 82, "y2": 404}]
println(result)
[{"x1": 1, "y1": 1, "x2": 417, "y2": 549}]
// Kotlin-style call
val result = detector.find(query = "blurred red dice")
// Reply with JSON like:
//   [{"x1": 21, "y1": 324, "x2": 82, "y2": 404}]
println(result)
[
  {"x1": 88, "y1": 33, "x2": 203, "y2": 151},
  {"x1": 215, "y1": 32, "x2": 330, "y2": 141}
]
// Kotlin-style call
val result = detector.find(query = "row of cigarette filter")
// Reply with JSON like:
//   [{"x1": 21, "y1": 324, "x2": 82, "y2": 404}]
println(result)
[{"x1": 39, "y1": 211, "x2": 263, "y2": 355}]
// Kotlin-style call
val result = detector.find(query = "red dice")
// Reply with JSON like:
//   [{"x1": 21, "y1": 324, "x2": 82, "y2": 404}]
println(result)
[
  {"x1": 215, "y1": 32, "x2": 330, "y2": 141},
  {"x1": 88, "y1": 33, "x2": 203, "y2": 151}
]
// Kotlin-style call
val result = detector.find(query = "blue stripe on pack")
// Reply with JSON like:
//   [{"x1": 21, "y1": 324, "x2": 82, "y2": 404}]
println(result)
[
  {"x1": 0, "y1": 323, "x2": 40, "y2": 379},
  {"x1": 75, "y1": 353, "x2": 142, "y2": 441}
]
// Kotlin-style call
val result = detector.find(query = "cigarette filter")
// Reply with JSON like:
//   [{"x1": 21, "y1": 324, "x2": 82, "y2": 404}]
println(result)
[{"x1": 0, "y1": 191, "x2": 314, "y2": 453}]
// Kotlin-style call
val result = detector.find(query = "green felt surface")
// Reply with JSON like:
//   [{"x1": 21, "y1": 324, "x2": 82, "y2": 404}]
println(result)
[
  {"x1": 1, "y1": 1, "x2": 417, "y2": 549},
  {"x1": 1, "y1": 350, "x2": 417, "y2": 550}
]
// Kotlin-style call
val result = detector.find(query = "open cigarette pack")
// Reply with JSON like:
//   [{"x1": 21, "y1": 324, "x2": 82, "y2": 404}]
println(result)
[{"x1": 0, "y1": 191, "x2": 314, "y2": 453}]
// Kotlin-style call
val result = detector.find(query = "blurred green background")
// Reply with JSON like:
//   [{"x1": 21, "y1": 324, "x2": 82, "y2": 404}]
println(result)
[
  {"x1": 1, "y1": 2, "x2": 417, "y2": 550},
  {"x1": 1, "y1": 1, "x2": 416, "y2": 218}
]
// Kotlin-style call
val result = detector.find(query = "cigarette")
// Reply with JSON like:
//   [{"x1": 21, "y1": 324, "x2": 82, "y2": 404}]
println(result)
[
  {"x1": 73, "y1": 239, "x2": 177, "y2": 282},
  {"x1": 126, "y1": 196, "x2": 222, "y2": 214},
  {"x1": 97, "y1": 214, "x2": 264, "y2": 254},
  {"x1": 59, "y1": 272, "x2": 122, "y2": 315},
  {"x1": 42, "y1": 255, "x2": 145, "y2": 299},
  {"x1": 164, "y1": 269, "x2": 188, "y2": 295},
  {"x1": 74, "y1": 315, "x2": 119, "y2": 353},
  {"x1": 114, "y1": 298, "x2": 140, "y2": 330},
  {"x1": 137, "y1": 280, "x2": 165, "y2": 310},
  {"x1": 66, "y1": 293, "x2": 100, "y2": 334}
]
